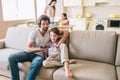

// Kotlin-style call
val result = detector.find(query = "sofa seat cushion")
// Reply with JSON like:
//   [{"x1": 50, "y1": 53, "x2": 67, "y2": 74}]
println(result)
[
  {"x1": 36, "y1": 67, "x2": 57, "y2": 80},
  {"x1": 0, "y1": 47, "x2": 57, "y2": 80},
  {"x1": 20, "y1": 61, "x2": 57, "y2": 80},
  {"x1": 116, "y1": 67, "x2": 120, "y2": 80},
  {"x1": 0, "y1": 69, "x2": 25, "y2": 80},
  {"x1": 53, "y1": 59, "x2": 117, "y2": 80},
  {"x1": 0, "y1": 48, "x2": 21, "y2": 70}
]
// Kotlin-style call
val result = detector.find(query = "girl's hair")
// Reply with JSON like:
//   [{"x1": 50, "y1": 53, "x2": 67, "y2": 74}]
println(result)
[
  {"x1": 62, "y1": 13, "x2": 69, "y2": 24},
  {"x1": 62, "y1": 13, "x2": 68, "y2": 19}
]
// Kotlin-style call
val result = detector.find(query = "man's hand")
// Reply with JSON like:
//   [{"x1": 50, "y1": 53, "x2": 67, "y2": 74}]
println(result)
[
  {"x1": 40, "y1": 47, "x2": 48, "y2": 51},
  {"x1": 57, "y1": 29, "x2": 69, "y2": 48}
]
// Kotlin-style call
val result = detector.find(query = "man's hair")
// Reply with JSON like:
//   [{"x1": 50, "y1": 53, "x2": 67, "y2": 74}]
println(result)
[{"x1": 37, "y1": 15, "x2": 50, "y2": 27}]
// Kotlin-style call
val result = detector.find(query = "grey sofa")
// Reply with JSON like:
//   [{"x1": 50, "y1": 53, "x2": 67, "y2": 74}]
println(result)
[{"x1": 0, "y1": 27, "x2": 120, "y2": 80}]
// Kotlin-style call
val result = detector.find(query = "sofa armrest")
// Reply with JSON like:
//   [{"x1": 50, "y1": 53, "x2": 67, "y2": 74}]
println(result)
[{"x1": 0, "y1": 39, "x2": 5, "y2": 49}]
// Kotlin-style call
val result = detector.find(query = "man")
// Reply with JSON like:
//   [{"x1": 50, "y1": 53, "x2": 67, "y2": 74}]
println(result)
[{"x1": 8, "y1": 15, "x2": 69, "y2": 80}]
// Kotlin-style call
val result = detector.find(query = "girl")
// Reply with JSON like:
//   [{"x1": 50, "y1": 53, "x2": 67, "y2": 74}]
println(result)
[
  {"x1": 43, "y1": 27, "x2": 73, "y2": 78},
  {"x1": 57, "y1": 13, "x2": 69, "y2": 26}
]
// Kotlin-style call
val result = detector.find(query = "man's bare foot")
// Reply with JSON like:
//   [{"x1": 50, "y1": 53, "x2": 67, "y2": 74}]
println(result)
[
  {"x1": 66, "y1": 70, "x2": 73, "y2": 78},
  {"x1": 69, "y1": 60, "x2": 77, "y2": 64}
]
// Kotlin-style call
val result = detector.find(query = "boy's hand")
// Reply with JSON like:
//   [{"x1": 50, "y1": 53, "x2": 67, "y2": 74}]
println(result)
[
  {"x1": 50, "y1": 53, "x2": 58, "y2": 58},
  {"x1": 46, "y1": 56, "x2": 53, "y2": 61}
]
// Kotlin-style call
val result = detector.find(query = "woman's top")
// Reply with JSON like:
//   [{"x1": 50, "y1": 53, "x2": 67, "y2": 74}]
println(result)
[{"x1": 44, "y1": 5, "x2": 55, "y2": 18}]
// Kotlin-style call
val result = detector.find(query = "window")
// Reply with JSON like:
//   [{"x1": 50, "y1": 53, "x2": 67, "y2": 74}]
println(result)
[
  {"x1": 1, "y1": 0, "x2": 35, "y2": 21},
  {"x1": 36, "y1": 0, "x2": 46, "y2": 19}
]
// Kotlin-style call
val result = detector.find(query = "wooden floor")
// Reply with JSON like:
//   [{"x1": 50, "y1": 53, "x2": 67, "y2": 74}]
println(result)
[{"x1": 0, "y1": 75, "x2": 10, "y2": 80}]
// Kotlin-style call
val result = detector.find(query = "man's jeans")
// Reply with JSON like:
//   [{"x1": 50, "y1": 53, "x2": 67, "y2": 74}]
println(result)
[{"x1": 8, "y1": 51, "x2": 44, "y2": 80}]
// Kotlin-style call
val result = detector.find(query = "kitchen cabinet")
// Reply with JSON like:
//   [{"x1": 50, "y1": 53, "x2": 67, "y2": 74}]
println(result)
[
  {"x1": 69, "y1": 18, "x2": 88, "y2": 30},
  {"x1": 95, "y1": 0, "x2": 108, "y2": 3},
  {"x1": 83, "y1": 0, "x2": 96, "y2": 6},
  {"x1": 109, "y1": 0, "x2": 120, "y2": 6},
  {"x1": 64, "y1": 0, "x2": 96, "y2": 7},
  {"x1": 64, "y1": 0, "x2": 82, "y2": 6}
]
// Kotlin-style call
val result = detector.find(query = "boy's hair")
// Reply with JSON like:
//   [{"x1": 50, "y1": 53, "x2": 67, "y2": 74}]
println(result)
[
  {"x1": 50, "y1": 27, "x2": 60, "y2": 36},
  {"x1": 37, "y1": 15, "x2": 50, "y2": 27},
  {"x1": 50, "y1": 27, "x2": 61, "y2": 42}
]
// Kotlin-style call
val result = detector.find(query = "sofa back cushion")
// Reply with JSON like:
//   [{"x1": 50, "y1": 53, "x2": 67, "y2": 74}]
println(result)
[
  {"x1": 5, "y1": 27, "x2": 34, "y2": 51},
  {"x1": 115, "y1": 34, "x2": 120, "y2": 66},
  {"x1": 69, "y1": 30, "x2": 117, "y2": 64}
]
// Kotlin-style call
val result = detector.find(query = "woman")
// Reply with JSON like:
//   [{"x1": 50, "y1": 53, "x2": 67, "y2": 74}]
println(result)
[
  {"x1": 44, "y1": 0, "x2": 57, "y2": 19},
  {"x1": 57, "y1": 13, "x2": 69, "y2": 26}
]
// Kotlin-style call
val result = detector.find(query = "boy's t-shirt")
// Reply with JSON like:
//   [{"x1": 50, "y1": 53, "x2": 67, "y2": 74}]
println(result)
[
  {"x1": 49, "y1": 44, "x2": 60, "y2": 59},
  {"x1": 46, "y1": 42, "x2": 60, "y2": 60}
]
